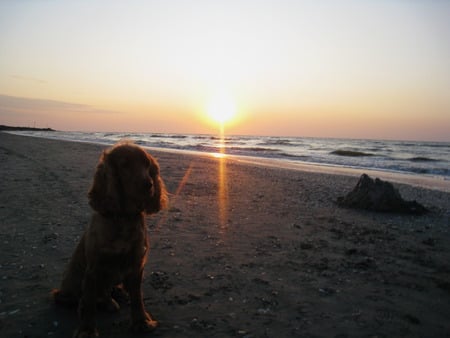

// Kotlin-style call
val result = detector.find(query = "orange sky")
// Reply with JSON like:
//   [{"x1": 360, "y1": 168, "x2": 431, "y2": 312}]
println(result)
[{"x1": 1, "y1": 1, "x2": 449, "y2": 141}]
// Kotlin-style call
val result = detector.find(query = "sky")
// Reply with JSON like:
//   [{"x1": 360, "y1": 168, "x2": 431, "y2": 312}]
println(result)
[{"x1": 1, "y1": 0, "x2": 449, "y2": 141}]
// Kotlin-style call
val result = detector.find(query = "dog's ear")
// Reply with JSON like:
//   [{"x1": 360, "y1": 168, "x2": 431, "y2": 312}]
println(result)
[
  {"x1": 88, "y1": 152, "x2": 121, "y2": 214},
  {"x1": 145, "y1": 154, "x2": 168, "y2": 214}
]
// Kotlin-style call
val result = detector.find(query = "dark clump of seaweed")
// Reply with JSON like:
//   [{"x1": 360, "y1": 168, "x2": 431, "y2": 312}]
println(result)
[{"x1": 337, "y1": 174, "x2": 428, "y2": 215}]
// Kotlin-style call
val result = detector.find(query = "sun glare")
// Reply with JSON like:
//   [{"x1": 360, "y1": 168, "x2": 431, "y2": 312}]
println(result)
[{"x1": 206, "y1": 92, "x2": 237, "y2": 125}]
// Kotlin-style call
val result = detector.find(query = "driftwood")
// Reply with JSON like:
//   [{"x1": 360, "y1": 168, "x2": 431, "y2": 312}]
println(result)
[{"x1": 337, "y1": 174, "x2": 428, "y2": 215}]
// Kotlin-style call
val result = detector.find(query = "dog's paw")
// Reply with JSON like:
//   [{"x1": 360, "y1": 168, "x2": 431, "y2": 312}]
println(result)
[
  {"x1": 131, "y1": 315, "x2": 159, "y2": 333},
  {"x1": 73, "y1": 328, "x2": 99, "y2": 338},
  {"x1": 52, "y1": 289, "x2": 78, "y2": 307}
]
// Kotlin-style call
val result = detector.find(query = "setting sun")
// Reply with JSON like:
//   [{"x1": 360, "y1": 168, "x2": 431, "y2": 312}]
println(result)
[{"x1": 206, "y1": 91, "x2": 237, "y2": 125}]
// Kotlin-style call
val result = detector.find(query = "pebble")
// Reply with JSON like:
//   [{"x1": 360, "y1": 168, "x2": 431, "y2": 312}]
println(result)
[
  {"x1": 319, "y1": 287, "x2": 336, "y2": 295},
  {"x1": 257, "y1": 308, "x2": 270, "y2": 314}
]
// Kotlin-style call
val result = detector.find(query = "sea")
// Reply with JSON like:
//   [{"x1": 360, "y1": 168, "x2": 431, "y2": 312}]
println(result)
[{"x1": 9, "y1": 130, "x2": 450, "y2": 184}]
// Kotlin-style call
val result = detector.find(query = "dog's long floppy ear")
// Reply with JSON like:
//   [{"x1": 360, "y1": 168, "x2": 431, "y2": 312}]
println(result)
[
  {"x1": 145, "y1": 154, "x2": 168, "y2": 214},
  {"x1": 88, "y1": 151, "x2": 121, "y2": 214}
]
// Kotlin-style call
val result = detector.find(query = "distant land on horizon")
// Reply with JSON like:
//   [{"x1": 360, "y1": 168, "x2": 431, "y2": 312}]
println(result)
[{"x1": 0, "y1": 125, "x2": 55, "y2": 132}]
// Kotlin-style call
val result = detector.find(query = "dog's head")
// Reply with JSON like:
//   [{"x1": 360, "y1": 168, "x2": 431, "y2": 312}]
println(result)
[{"x1": 88, "y1": 142, "x2": 168, "y2": 216}]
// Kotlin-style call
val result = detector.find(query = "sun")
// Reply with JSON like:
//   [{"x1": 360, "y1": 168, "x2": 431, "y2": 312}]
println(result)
[{"x1": 206, "y1": 91, "x2": 237, "y2": 125}]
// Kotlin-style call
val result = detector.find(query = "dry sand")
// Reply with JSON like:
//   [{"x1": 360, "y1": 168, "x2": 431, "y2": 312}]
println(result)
[{"x1": 1, "y1": 132, "x2": 449, "y2": 338}]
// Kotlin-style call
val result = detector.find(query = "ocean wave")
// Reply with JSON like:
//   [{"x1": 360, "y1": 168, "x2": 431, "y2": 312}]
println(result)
[
  {"x1": 160, "y1": 134, "x2": 187, "y2": 139},
  {"x1": 191, "y1": 144, "x2": 216, "y2": 152},
  {"x1": 330, "y1": 150, "x2": 375, "y2": 157},
  {"x1": 260, "y1": 139, "x2": 294, "y2": 146},
  {"x1": 148, "y1": 141, "x2": 180, "y2": 148},
  {"x1": 394, "y1": 142, "x2": 417, "y2": 147},
  {"x1": 192, "y1": 135, "x2": 212, "y2": 140},
  {"x1": 228, "y1": 146, "x2": 279, "y2": 153},
  {"x1": 405, "y1": 167, "x2": 449, "y2": 176},
  {"x1": 420, "y1": 143, "x2": 449, "y2": 149},
  {"x1": 279, "y1": 153, "x2": 309, "y2": 159},
  {"x1": 9, "y1": 130, "x2": 449, "y2": 179},
  {"x1": 115, "y1": 133, "x2": 135, "y2": 138},
  {"x1": 224, "y1": 140, "x2": 247, "y2": 145},
  {"x1": 408, "y1": 156, "x2": 438, "y2": 162},
  {"x1": 193, "y1": 135, "x2": 233, "y2": 141},
  {"x1": 395, "y1": 141, "x2": 449, "y2": 149}
]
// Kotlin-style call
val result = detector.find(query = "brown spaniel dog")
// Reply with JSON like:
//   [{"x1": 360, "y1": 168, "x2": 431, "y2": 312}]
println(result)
[{"x1": 53, "y1": 142, "x2": 167, "y2": 337}]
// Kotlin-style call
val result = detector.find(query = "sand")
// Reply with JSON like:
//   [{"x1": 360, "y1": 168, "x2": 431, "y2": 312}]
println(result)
[{"x1": 1, "y1": 132, "x2": 449, "y2": 338}]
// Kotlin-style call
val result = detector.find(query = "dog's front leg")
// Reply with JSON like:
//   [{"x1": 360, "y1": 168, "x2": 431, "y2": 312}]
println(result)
[
  {"x1": 74, "y1": 267, "x2": 98, "y2": 338},
  {"x1": 125, "y1": 268, "x2": 158, "y2": 332}
]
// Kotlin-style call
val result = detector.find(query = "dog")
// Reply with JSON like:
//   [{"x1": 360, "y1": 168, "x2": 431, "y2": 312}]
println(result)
[{"x1": 52, "y1": 141, "x2": 168, "y2": 337}]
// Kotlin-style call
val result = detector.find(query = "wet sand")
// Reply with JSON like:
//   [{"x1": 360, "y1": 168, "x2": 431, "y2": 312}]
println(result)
[{"x1": 1, "y1": 132, "x2": 449, "y2": 337}]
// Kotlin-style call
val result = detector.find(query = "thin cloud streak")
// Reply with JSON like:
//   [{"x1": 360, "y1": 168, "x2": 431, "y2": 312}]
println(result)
[
  {"x1": 0, "y1": 94, "x2": 125, "y2": 130},
  {"x1": 0, "y1": 94, "x2": 120, "y2": 115}
]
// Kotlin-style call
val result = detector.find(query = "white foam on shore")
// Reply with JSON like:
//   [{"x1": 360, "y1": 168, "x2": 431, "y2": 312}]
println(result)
[
  {"x1": 6, "y1": 131, "x2": 450, "y2": 193},
  {"x1": 144, "y1": 145, "x2": 450, "y2": 192},
  {"x1": 228, "y1": 155, "x2": 450, "y2": 193}
]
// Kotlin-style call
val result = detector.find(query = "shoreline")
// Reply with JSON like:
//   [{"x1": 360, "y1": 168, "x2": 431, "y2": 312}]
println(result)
[
  {"x1": 222, "y1": 155, "x2": 450, "y2": 193},
  {"x1": 5, "y1": 131, "x2": 450, "y2": 193},
  {"x1": 1, "y1": 132, "x2": 450, "y2": 337}
]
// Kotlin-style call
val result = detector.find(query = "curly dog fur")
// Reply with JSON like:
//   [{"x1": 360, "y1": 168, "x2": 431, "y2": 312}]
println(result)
[{"x1": 52, "y1": 142, "x2": 167, "y2": 337}]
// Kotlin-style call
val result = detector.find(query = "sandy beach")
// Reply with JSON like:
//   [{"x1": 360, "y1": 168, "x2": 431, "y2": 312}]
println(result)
[{"x1": 1, "y1": 131, "x2": 449, "y2": 338}]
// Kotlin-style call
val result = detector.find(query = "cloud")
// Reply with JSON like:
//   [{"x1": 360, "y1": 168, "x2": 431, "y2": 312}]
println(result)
[
  {"x1": 0, "y1": 94, "x2": 118, "y2": 116},
  {"x1": 0, "y1": 94, "x2": 124, "y2": 130}
]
